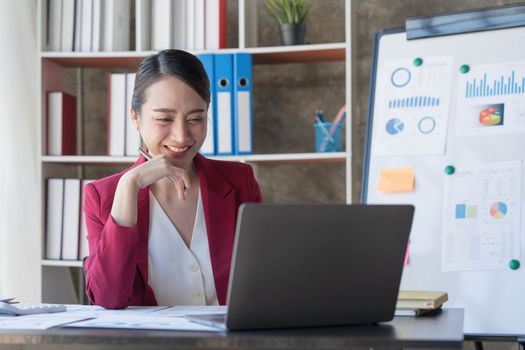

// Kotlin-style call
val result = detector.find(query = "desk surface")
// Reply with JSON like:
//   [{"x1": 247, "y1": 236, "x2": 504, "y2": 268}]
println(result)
[{"x1": 0, "y1": 308, "x2": 464, "y2": 349}]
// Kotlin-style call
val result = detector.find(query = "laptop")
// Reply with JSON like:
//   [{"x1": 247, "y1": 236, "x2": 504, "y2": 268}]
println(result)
[{"x1": 189, "y1": 204, "x2": 415, "y2": 331}]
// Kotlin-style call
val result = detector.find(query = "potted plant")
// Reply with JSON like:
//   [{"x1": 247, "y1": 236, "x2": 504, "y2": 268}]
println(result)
[{"x1": 266, "y1": 0, "x2": 313, "y2": 46}]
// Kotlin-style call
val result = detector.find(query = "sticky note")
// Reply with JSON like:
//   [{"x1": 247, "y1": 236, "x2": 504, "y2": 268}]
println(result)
[{"x1": 377, "y1": 168, "x2": 415, "y2": 192}]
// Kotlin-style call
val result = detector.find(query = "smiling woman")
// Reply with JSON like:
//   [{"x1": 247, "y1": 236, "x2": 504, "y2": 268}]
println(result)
[{"x1": 83, "y1": 50, "x2": 263, "y2": 309}]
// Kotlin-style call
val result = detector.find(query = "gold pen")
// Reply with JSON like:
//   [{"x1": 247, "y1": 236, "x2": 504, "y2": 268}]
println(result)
[{"x1": 137, "y1": 147, "x2": 190, "y2": 192}]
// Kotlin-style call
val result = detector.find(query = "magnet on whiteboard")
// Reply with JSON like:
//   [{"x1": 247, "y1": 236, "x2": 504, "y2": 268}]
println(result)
[
  {"x1": 459, "y1": 64, "x2": 470, "y2": 73},
  {"x1": 509, "y1": 259, "x2": 520, "y2": 270}
]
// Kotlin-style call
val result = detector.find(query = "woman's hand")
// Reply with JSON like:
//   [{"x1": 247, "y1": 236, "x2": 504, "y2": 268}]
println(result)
[
  {"x1": 124, "y1": 154, "x2": 191, "y2": 200},
  {"x1": 110, "y1": 155, "x2": 191, "y2": 227}
]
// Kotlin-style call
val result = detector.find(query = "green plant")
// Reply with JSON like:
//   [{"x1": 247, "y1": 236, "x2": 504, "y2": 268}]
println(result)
[{"x1": 266, "y1": 0, "x2": 313, "y2": 25}]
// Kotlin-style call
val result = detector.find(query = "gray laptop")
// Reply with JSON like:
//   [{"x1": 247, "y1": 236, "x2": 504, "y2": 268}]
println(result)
[{"x1": 189, "y1": 204, "x2": 415, "y2": 331}]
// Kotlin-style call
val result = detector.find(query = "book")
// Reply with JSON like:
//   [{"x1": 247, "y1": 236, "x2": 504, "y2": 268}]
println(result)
[
  {"x1": 194, "y1": 0, "x2": 205, "y2": 50},
  {"x1": 135, "y1": 0, "x2": 151, "y2": 51},
  {"x1": 45, "y1": 178, "x2": 64, "y2": 260},
  {"x1": 103, "y1": 0, "x2": 131, "y2": 51},
  {"x1": 172, "y1": 0, "x2": 186, "y2": 49},
  {"x1": 396, "y1": 291, "x2": 448, "y2": 310},
  {"x1": 91, "y1": 0, "x2": 103, "y2": 51},
  {"x1": 60, "y1": 0, "x2": 75, "y2": 51},
  {"x1": 61, "y1": 179, "x2": 81, "y2": 260},
  {"x1": 80, "y1": 0, "x2": 93, "y2": 51},
  {"x1": 394, "y1": 306, "x2": 442, "y2": 317},
  {"x1": 185, "y1": 0, "x2": 195, "y2": 50},
  {"x1": 107, "y1": 73, "x2": 126, "y2": 156},
  {"x1": 151, "y1": 0, "x2": 172, "y2": 50},
  {"x1": 73, "y1": 0, "x2": 83, "y2": 51},
  {"x1": 46, "y1": 91, "x2": 77, "y2": 155},
  {"x1": 79, "y1": 179, "x2": 95, "y2": 260},
  {"x1": 205, "y1": 0, "x2": 227, "y2": 49},
  {"x1": 197, "y1": 54, "x2": 216, "y2": 155},
  {"x1": 125, "y1": 73, "x2": 140, "y2": 156},
  {"x1": 48, "y1": 0, "x2": 62, "y2": 51}
]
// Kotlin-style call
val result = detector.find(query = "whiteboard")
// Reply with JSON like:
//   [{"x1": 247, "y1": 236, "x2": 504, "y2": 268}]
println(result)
[{"x1": 362, "y1": 26, "x2": 525, "y2": 337}]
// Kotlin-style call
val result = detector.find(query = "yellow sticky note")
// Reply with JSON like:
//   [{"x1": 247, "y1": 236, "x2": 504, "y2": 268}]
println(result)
[{"x1": 377, "y1": 168, "x2": 415, "y2": 192}]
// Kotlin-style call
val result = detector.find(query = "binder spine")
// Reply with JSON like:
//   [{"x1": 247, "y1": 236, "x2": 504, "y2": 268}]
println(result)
[
  {"x1": 233, "y1": 53, "x2": 253, "y2": 155},
  {"x1": 214, "y1": 54, "x2": 234, "y2": 156}
]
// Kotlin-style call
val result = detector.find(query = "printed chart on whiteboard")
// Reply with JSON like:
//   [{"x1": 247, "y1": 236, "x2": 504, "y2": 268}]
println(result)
[
  {"x1": 441, "y1": 160, "x2": 521, "y2": 272},
  {"x1": 455, "y1": 61, "x2": 525, "y2": 137},
  {"x1": 373, "y1": 56, "x2": 453, "y2": 156}
]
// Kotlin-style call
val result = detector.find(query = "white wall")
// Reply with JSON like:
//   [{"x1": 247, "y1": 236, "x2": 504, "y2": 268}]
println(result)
[{"x1": 0, "y1": 0, "x2": 39, "y2": 302}]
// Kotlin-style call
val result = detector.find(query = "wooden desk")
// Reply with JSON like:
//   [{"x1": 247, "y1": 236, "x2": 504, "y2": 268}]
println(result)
[{"x1": 0, "y1": 308, "x2": 463, "y2": 350}]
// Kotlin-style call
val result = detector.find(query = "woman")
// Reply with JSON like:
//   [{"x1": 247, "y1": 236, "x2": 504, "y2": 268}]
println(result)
[{"x1": 83, "y1": 49, "x2": 262, "y2": 309}]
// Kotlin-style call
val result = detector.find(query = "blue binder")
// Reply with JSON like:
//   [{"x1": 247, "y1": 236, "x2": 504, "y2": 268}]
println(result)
[
  {"x1": 233, "y1": 53, "x2": 253, "y2": 155},
  {"x1": 214, "y1": 54, "x2": 235, "y2": 156},
  {"x1": 196, "y1": 54, "x2": 216, "y2": 156}
]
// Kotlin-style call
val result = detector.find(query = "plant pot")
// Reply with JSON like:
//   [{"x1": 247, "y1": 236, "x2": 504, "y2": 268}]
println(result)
[{"x1": 280, "y1": 23, "x2": 306, "y2": 46}]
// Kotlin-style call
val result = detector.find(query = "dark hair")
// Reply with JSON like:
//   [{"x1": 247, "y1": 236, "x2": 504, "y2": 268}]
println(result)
[{"x1": 131, "y1": 49, "x2": 210, "y2": 115}]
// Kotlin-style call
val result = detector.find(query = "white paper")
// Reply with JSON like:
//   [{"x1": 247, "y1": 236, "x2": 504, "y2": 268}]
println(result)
[
  {"x1": 67, "y1": 315, "x2": 221, "y2": 331},
  {"x1": 441, "y1": 161, "x2": 521, "y2": 272},
  {"x1": 373, "y1": 56, "x2": 453, "y2": 156},
  {"x1": 455, "y1": 61, "x2": 525, "y2": 137},
  {"x1": 148, "y1": 305, "x2": 227, "y2": 317},
  {"x1": 62, "y1": 305, "x2": 169, "y2": 318},
  {"x1": 0, "y1": 314, "x2": 91, "y2": 330}
]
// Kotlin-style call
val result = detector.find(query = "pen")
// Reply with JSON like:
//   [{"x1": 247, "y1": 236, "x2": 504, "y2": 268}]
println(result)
[
  {"x1": 319, "y1": 105, "x2": 346, "y2": 152},
  {"x1": 315, "y1": 111, "x2": 335, "y2": 144},
  {"x1": 137, "y1": 147, "x2": 190, "y2": 192},
  {"x1": 137, "y1": 147, "x2": 153, "y2": 161}
]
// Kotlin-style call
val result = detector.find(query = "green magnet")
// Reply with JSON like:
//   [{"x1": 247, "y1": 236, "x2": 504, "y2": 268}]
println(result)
[
  {"x1": 444, "y1": 165, "x2": 455, "y2": 175},
  {"x1": 459, "y1": 64, "x2": 470, "y2": 74},
  {"x1": 509, "y1": 259, "x2": 520, "y2": 270},
  {"x1": 413, "y1": 57, "x2": 423, "y2": 67}
]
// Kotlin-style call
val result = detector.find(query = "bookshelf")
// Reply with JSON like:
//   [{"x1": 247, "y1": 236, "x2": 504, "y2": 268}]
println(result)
[{"x1": 36, "y1": 0, "x2": 351, "y2": 302}]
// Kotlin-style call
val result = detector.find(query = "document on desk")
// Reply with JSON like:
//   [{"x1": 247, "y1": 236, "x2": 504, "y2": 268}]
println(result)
[
  {"x1": 0, "y1": 314, "x2": 92, "y2": 330},
  {"x1": 148, "y1": 305, "x2": 227, "y2": 317},
  {"x1": 67, "y1": 315, "x2": 221, "y2": 331},
  {"x1": 64, "y1": 304, "x2": 170, "y2": 318}
]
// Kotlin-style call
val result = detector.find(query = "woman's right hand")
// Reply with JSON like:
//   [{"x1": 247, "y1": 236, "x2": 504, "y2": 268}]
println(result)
[
  {"x1": 110, "y1": 155, "x2": 191, "y2": 227},
  {"x1": 123, "y1": 154, "x2": 191, "y2": 200}
]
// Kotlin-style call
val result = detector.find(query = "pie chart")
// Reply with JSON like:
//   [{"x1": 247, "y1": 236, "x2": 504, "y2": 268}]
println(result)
[
  {"x1": 385, "y1": 118, "x2": 404, "y2": 135},
  {"x1": 490, "y1": 201, "x2": 508, "y2": 219},
  {"x1": 479, "y1": 106, "x2": 503, "y2": 126}
]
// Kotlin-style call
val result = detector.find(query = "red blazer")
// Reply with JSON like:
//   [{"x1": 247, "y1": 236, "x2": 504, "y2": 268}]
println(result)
[{"x1": 83, "y1": 154, "x2": 262, "y2": 309}]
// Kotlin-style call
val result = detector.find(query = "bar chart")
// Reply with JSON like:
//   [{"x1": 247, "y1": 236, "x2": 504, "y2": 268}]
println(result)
[
  {"x1": 388, "y1": 96, "x2": 440, "y2": 109},
  {"x1": 465, "y1": 70, "x2": 525, "y2": 98}
]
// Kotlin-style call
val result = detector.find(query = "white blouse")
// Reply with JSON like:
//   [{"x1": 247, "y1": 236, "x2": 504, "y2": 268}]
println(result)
[{"x1": 147, "y1": 189, "x2": 219, "y2": 306}]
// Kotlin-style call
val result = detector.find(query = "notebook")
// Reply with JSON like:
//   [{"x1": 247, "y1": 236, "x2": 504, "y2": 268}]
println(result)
[{"x1": 188, "y1": 203, "x2": 415, "y2": 331}]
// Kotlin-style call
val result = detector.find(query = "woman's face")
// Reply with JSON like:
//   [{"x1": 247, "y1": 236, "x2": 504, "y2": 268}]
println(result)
[{"x1": 132, "y1": 76, "x2": 208, "y2": 169}]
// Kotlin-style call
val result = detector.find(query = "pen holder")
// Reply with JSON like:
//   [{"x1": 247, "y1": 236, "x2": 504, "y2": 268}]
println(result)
[{"x1": 314, "y1": 122, "x2": 343, "y2": 152}]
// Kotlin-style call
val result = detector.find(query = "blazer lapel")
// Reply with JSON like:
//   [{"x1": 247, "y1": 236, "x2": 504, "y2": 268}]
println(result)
[
  {"x1": 195, "y1": 154, "x2": 236, "y2": 305},
  {"x1": 136, "y1": 186, "x2": 150, "y2": 281},
  {"x1": 126, "y1": 157, "x2": 155, "y2": 304}
]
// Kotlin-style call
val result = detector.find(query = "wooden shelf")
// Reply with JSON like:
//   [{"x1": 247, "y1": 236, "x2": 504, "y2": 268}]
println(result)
[
  {"x1": 39, "y1": 43, "x2": 346, "y2": 68},
  {"x1": 40, "y1": 152, "x2": 347, "y2": 165},
  {"x1": 42, "y1": 260, "x2": 83, "y2": 268}
]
